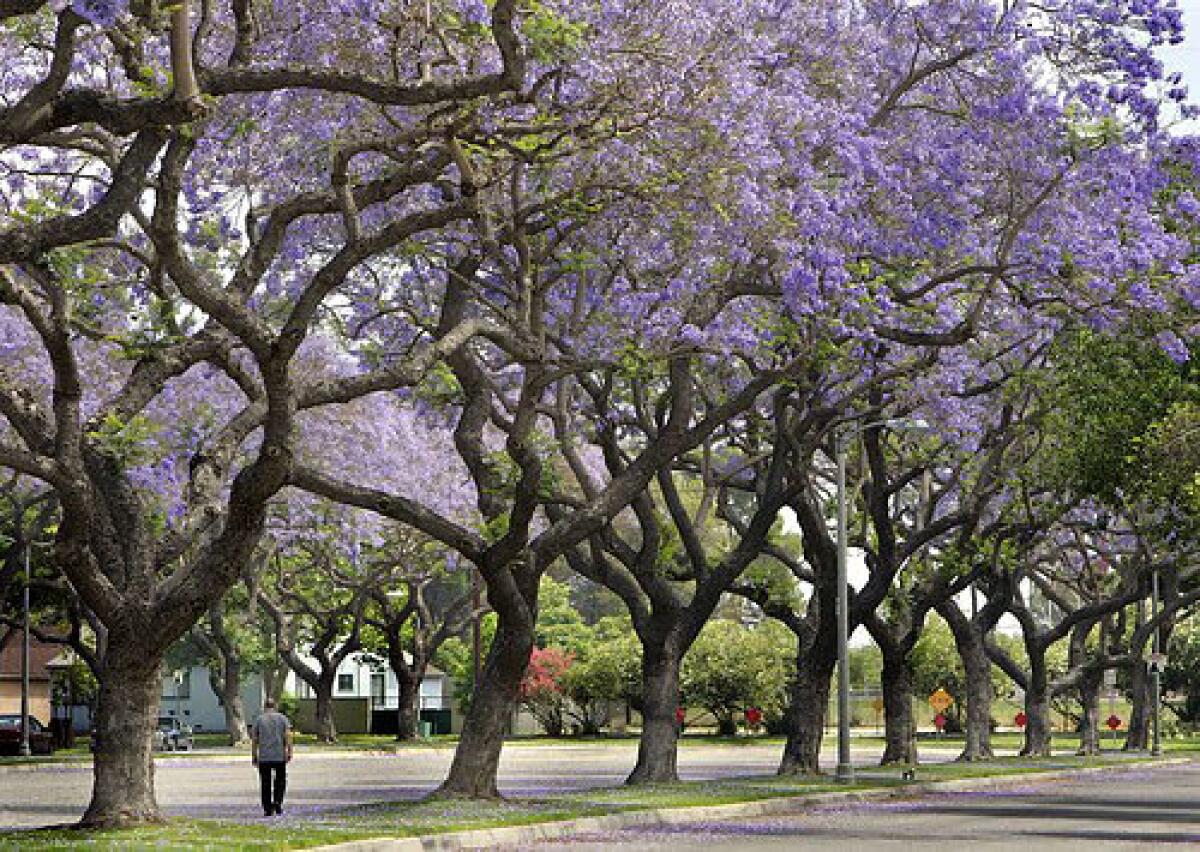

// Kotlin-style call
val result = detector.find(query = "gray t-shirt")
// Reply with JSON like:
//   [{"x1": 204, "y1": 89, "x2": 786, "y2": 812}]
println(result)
[{"x1": 252, "y1": 709, "x2": 290, "y2": 763}]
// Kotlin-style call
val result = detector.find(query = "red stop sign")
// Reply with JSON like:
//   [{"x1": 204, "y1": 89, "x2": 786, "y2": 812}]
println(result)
[
  {"x1": 1015, "y1": 712, "x2": 1027, "y2": 729},
  {"x1": 745, "y1": 707, "x2": 763, "y2": 727},
  {"x1": 934, "y1": 713, "x2": 946, "y2": 731},
  {"x1": 1107, "y1": 714, "x2": 1122, "y2": 731},
  {"x1": 675, "y1": 707, "x2": 686, "y2": 726}
]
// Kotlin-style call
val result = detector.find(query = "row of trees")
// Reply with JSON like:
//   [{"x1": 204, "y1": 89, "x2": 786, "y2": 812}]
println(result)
[{"x1": 2, "y1": 0, "x2": 1199, "y2": 827}]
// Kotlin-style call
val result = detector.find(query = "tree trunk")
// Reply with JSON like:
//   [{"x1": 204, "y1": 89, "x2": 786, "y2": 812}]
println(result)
[
  {"x1": 214, "y1": 656, "x2": 249, "y2": 746},
  {"x1": 627, "y1": 630, "x2": 683, "y2": 784},
  {"x1": 436, "y1": 578, "x2": 536, "y2": 798},
  {"x1": 879, "y1": 647, "x2": 917, "y2": 765},
  {"x1": 1125, "y1": 656, "x2": 1151, "y2": 750},
  {"x1": 313, "y1": 674, "x2": 338, "y2": 743},
  {"x1": 396, "y1": 669, "x2": 420, "y2": 741},
  {"x1": 941, "y1": 604, "x2": 994, "y2": 761},
  {"x1": 262, "y1": 660, "x2": 289, "y2": 707},
  {"x1": 198, "y1": 605, "x2": 249, "y2": 746},
  {"x1": 1021, "y1": 650, "x2": 1051, "y2": 757},
  {"x1": 778, "y1": 646, "x2": 835, "y2": 775},
  {"x1": 1077, "y1": 667, "x2": 1102, "y2": 756},
  {"x1": 222, "y1": 687, "x2": 249, "y2": 747},
  {"x1": 82, "y1": 643, "x2": 163, "y2": 827}
]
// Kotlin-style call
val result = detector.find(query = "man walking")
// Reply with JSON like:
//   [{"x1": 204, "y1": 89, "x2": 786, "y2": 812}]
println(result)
[{"x1": 251, "y1": 699, "x2": 293, "y2": 816}]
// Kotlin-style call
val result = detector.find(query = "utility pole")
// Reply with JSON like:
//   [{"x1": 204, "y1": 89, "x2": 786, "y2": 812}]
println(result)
[
  {"x1": 835, "y1": 429, "x2": 852, "y2": 783},
  {"x1": 1151, "y1": 569, "x2": 1162, "y2": 756},
  {"x1": 19, "y1": 538, "x2": 31, "y2": 757}
]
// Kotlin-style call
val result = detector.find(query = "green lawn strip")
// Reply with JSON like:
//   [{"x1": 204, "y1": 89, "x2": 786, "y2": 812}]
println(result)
[
  {"x1": 284, "y1": 734, "x2": 461, "y2": 751},
  {"x1": 0, "y1": 819, "x2": 368, "y2": 851},
  {"x1": 0, "y1": 800, "x2": 610, "y2": 851},
  {"x1": 0, "y1": 750, "x2": 231, "y2": 767},
  {"x1": 0, "y1": 752, "x2": 1188, "y2": 851},
  {"x1": 0, "y1": 752, "x2": 91, "y2": 767},
  {"x1": 862, "y1": 752, "x2": 1178, "y2": 780}
]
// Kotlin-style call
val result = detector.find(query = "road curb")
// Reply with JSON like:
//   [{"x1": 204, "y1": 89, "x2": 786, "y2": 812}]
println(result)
[{"x1": 311, "y1": 757, "x2": 1193, "y2": 851}]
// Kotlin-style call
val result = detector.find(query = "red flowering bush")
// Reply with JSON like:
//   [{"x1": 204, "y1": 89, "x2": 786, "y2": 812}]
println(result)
[{"x1": 520, "y1": 647, "x2": 576, "y2": 736}]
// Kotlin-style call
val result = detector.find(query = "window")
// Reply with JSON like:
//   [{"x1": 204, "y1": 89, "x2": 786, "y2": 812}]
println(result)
[{"x1": 338, "y1": 673, "x2": 355, "y2": 693}]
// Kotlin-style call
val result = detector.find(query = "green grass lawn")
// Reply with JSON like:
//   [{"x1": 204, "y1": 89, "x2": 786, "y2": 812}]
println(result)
[{"x1": 1, "y1": 750, "x2": 1189, "y2": 850}]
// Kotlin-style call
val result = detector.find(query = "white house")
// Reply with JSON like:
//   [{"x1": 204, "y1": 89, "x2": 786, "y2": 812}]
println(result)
[
  {"x1": 159, "y1": 665, "x2": 265, "y2": 734},
  {"x1": 287, "y1": 651, "x2": 452, "y2": 734}
]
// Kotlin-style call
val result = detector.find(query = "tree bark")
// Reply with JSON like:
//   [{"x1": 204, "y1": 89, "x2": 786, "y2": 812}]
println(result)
[
  {"x1": 1021, "y1": 650, "x2": 1052, "y2": 757},
  {"x1": 941, "y1": 604, "x2": 995, "y2": 761},
  {"x1": 313, "y1": 672, "x2": 338, "y2": 743},
  {"x1": 1077, "y1": 667, "x2": 1102, "y2": 756},
  {"x1": 627, "y1": 629, "x2": 684, "y2": 784},
  {"x1": 262, "y1": 660, "x2": 289, "y2": 706},
  {"x1": 436, "y1": 573, "x2": 536, "y2": 798},
  {"x1": 206, "y1": 654, "x2": 249, "y2": 746},
  {"x1": 195, "y1": 605, "x2": 251, "y2": 746},
  {"x1": 778, "y1": 645, "x2": 835, "y2": 775},
  {"x1": 1125, "y1": 656, "x2": 1151, "y2": 750},
  {"x1": 217, "y1": 663, "x2": 250, "y2": 746},
  {"x1": 395, "y1": 667, "x2": 421, "y2": 741},
  {"x1": 958, "y1": 637, "x2": 995, "y2": 760},
  {"x1": 879, "y1": 646, "x2": 917, "y2": 765},
  {"x1": 81, "y1": 641, "x2": 163, "y2": 826}
]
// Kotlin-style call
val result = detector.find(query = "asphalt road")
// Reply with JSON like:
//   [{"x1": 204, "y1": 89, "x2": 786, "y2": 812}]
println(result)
[
  {"x1": 0, "y1": 741, "x2": 964, "y2": 829},
  {"x1": 524, "y1": 761, "x2": 1200, "y2": 850}
]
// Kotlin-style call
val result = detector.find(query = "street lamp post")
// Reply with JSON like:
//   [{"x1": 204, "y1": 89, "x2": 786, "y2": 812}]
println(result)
[
  {"x1": 19, "y1": 539, "x2": 31, "y2": 758},
  {"x1": 834, "y1": 429, "x2": 853, "y2": 782},
  {"x1": 1151, "y1": 568, "x2": 1162, "y2": 757},
  {"x1": 834, "y1": 417, "x2": 924, "y2": 783}
]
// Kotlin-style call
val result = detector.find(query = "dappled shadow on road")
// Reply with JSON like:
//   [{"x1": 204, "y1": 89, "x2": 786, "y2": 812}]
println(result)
[
  {"x1": 910, "y1": 793, "x2": 1200, "y2": 825},
  {"x1": 1026, "y1": 829, "x2": 1200, "y2": 844}
]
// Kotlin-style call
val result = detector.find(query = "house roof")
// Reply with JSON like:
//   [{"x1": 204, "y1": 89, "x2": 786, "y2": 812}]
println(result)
[{"x1": 0, "y1": 630, "x2": 61, "y2": 680}]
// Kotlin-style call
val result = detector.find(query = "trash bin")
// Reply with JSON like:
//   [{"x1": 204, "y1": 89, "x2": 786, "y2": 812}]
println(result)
[{"x1": 418, "y1": 720, "x2": 433, "y2": 738}]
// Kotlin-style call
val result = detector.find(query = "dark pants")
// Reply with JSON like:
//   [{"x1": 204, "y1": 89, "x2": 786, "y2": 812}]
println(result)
[{"x1": 258, "y1": 761, "x2": 287, "y2": 814}]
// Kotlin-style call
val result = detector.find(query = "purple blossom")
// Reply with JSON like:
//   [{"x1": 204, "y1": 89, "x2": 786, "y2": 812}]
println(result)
[
  {"x1": 71, "y1": 0, "x2": 125, "y2": 25},
  {"x1": 1155, "y1": 329, "x2": 1190, "y2": 364}
]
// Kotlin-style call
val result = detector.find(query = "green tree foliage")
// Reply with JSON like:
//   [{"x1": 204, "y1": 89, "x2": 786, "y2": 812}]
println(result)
[
  {"x1": 849, "y1": 644, "x2": 883, "y2": 691},
  {"x1": 910, "y1": 615, "x2": 1033, "y2": 726},
  {"x1": 910, "y1": 615, "x2": 966, "y2": 718},
  {"x1": 1141, "y1": 403, "x2": 1200, "y2": 515},
  {"x1": 562, "y1": 623, "x2": 642, "y2": 732},
  {"x1": 434, "y1": 613, "x2": 497, "y2": 714},
  {"x1": 680, "y1": 619, "x2": 791, "y2": 735},
  {"x1": 535, "y1": 576, "x2": 595, "y2": 653},
  {"x1": 1164, "y1": 619, "x2": 1200, "y2": 731},
  {"x1": 1042, "y1": 328, "x2": 1197, "y2": 504}
]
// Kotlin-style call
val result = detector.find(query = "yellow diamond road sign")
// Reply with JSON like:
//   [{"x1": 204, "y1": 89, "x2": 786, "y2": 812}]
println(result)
[{"x1": 928, "y1": 688, "x2": 953, "y2": 713}]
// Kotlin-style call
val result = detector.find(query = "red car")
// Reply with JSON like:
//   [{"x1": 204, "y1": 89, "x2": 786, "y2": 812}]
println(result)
[{"x1": 0, "y1": 714, "x2": 55, "y2": 755}]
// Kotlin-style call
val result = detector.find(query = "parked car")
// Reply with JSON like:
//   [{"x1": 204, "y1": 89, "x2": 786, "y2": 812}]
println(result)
[
  {"x1": 154, "y1": 716, "x2": 194, "y2": 751},
  {"x1": 0, "y1": 714, "x2": 55, "y2": 755}
]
